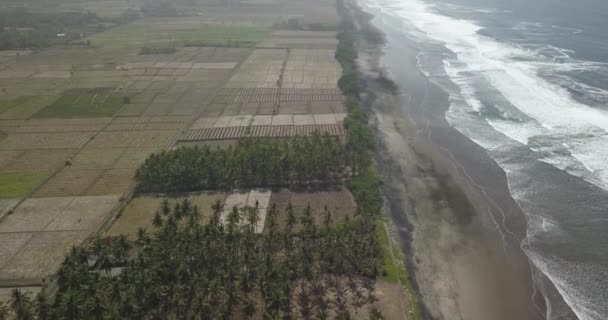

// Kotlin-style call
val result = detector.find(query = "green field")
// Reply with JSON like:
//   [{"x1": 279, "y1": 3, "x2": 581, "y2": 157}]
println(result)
[
  {"x1": 34, "y1": 89, "x2": 125, "y2": 118},
  {"x1": 0, "y1": 171, "x2": 49, "y2": 198},
  {"x1": 0, "y1": 97, "x2": 33, "y2": 114},
  {"x1": 0, "y1": 95, "x2": 61, "y2": 120},
  {"x1": 90, "y1": 24, "x2": 268, "y2": 49}
]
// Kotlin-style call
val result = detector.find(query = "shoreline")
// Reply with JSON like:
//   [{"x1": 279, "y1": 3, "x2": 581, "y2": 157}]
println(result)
[{"x1": 350, "y1": 1, "x2": 548, "y2": 319}]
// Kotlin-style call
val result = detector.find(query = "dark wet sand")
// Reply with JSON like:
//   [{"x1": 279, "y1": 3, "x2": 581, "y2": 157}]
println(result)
[{"x1": 352, "y1": 3, "x2": 547, "y2": 319}]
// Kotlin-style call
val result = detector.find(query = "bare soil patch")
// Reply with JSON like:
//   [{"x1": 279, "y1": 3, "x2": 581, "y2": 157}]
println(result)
[
  {"x1": 33, "y1": 166, "x2": 105, "y2": 197},
  {"x1": 0, "y1": 132, "x2": 90, "y2": 150},
  {"x1": 0, "y1": 197, "x2": 72, "y2": 233},
  {"x1": 44, "y1": 195, "x2": 119, "y2": 232},
  {"x1": 267, "y1": 187, "x2": 357, "y2": 231},
  {"x1": 86, "y1": 168, "x2": 134, "y2": 195},
  {"x1": 0, "y1": 230, "x2": 88, "y2": 280}
]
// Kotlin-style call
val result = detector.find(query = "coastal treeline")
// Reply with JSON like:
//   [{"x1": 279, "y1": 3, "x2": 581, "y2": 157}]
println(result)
[
  {"x1": 136, "y1": 134, "x2": 356, "y2": 192},
  {"x1": 0, "y1": 8, "x2": 132, "y2": 50},
  {"x1": 0, "y1": 200, "x2": 384, "y2": 319}
]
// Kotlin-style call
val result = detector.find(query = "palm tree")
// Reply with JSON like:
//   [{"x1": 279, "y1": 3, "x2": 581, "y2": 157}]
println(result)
[
  {"x1": 34, "y1": 292, "x2": 50, "y2": 320},
  {"x1": 136, "y1": 228, "x2": 150, "y2": 247},
  {"x1": 286, "y1": 202, "x2": 296, "y2": 232},
  {"x1": 9, "y1": 289, "x2": 32, "y2": 320},
  {"x1": 152, "y1": 211, "x2": 163, "y2": 228},
  {"x1": 83, "y1": 294, "x2": 106, "y2": 320},
  {"x1": 59, "y1": 290, "x2": 83, "y2": 320},
  {"x1": 323, "y1": 205, "x2": 332, "y2": 228},
  {"x1": 0, "y1": 301, "x2": 9, "y2": 320},
  {"x1": 242, "y1": 294, "x2": 256, "y2": 319},
  {"x1": 369, "y1": 306, "x2": 384, "y2": 319}
]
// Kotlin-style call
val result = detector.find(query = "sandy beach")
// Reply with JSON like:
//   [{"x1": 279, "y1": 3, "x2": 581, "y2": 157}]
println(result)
[{"x1": 351, "y1": 2, "x2": 547, "y2": 319}]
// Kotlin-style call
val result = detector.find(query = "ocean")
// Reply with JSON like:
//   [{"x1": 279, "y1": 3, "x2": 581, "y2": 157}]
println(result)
[{"x1": 359, "y1": 0, "x2": 608, "y2": 319}]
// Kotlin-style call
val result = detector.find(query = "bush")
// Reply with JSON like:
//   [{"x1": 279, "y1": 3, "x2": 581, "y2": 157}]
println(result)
[
  {"x1": 139, "y1": 44, "x2": 176, "y2": 55},
  {"x1": 141, "y1": 1, "x2": 178, "y2": 17}
]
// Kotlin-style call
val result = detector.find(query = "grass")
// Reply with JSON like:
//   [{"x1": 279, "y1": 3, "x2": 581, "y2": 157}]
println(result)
[
  {"x1": 0, "y1": 95, "x2": 61, "y2": 120},
  {"x1": 34, "y1": 89, "x2": 125, "y2": 118},
  {"x1": 107, "y1": 193, "x2": 225, "y2": 239},
  {"x1": 376, "y1": 219, "x2": 422, "y2": 320},
  {"x1": 0, "y1": 96, "x2": 33, "y2": 114},
  {"x1": 0, "y1": 171, "x2": 49, "y2": 198},
  {"x1": 376, "y1": 219, "x2": 399, "y2": 282},
  {"x1": 90, "y1": 24, "x2": 268, "y2": 49}
]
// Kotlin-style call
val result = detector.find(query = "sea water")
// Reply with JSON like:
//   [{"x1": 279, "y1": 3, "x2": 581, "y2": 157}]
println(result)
[{"x1": 360, "y1": 0, "x2": 608, "y2": 319}]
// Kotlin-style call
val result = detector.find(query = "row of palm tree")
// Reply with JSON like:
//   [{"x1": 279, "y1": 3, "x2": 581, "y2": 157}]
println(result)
[
  {"x1": 135, "y1": 133, "x2": 357, "y2": 193},
  {"x1": 1, "y1": 199, "x2": 384, "y2": 320}
]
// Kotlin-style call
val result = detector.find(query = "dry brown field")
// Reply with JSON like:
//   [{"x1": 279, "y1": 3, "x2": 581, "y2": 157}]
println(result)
[
  {"x1": 0, "y1": 195, "x2": 119, "y2": 282},
  {"x1": 267, "y1": 187, "x2": 357, "y2": 231},
  {"x1": 106, "y1": 192, "x2": 226, "y2": 239}
]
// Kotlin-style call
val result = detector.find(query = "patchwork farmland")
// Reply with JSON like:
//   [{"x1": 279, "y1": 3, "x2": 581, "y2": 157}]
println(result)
[
  {"x1": 0, "y1": 0, "x2": 412, "y2": 318},
  {"x1": 0, "y1": 0, "x2": 347, "y2": 290}
]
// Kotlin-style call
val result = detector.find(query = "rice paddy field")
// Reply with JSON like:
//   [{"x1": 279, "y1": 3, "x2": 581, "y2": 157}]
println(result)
[{"x1": 0, "y1": 0, "x2": 367, "y2": 306}]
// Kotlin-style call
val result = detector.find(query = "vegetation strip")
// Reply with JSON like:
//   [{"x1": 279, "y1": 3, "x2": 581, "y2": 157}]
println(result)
[{"x1": 336, "y1": 0, "x2": 422, "y2": 318}]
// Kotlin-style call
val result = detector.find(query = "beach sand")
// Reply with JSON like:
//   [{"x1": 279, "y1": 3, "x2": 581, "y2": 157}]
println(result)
[{"x1": 351, "y1": 2, "x2": 546, "y2": 319}]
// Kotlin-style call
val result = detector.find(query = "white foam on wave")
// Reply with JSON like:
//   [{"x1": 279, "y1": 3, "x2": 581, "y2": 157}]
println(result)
[
  {"x1": 523, "y1": 221, "x2": 608, "y2": 320},
  {"x1": 378, "y1": 0, "x2": 608, "y2": 192},
  {"x1": 486, "y1": 119, "x2": 546, "y2": 145},
  {"x1": 364, "y1": 0, "x2": 608, "y2": 318}
]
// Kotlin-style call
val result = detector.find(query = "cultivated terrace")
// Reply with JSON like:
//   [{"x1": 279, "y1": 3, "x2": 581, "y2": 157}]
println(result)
[{"x1": 0, "y1": 0, "x2": 415, "y2": 319}]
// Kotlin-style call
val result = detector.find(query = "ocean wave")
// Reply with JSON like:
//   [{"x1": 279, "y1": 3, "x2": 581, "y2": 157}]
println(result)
[
  {"x1": 365, "y1": 0, "x2": 608, "y2": 319},
  {"x1": 380, "y1": 0, "x2": 608, "y2": 190}
]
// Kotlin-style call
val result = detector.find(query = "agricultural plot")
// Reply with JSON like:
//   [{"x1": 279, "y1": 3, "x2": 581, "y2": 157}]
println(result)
[
  {"x1": 121, "y1": 47, "x2": 243, "y2": 70},
  {"x1": 189, "y1": 113, "x2": 346, "y2": 130},
  {"x1": 0, "y1": 230, "x2": 89, "y2": 280},
  {"x1": 226, "y1": 49, "x2": 286, "y2": 88},
  {"x1": 106, "y1": 192, "x2": 226, "y2": 239},
  {"x1": 283, "y1": 49, "x2": 342, "y2": 89},
  {"x1": 0, "y1": 198, "x2": 19, "y2": 220},
  {"x1": 72, "y1": 147, "x2": 126, "y2": 168},
  {"x1": 267, "y1": 187, "x2": 357, "y2": 230},
  {"x1": 0, "y1": 97, "x2": 36, "y2": 115},
  {"x1": 34, "y1": 88, "x2": 126, "y2": 118},
  {"x1": 2, "y1": 149, "x2": 76, "y2": 172},
  {"x1": 0, "y1": 96, "x2": 60, "y2": 120},
  {"x1": 0, "y1": 195, "x2": 120, "y2": 281},
  {"x1": 0, "y1": 197, "x2": 74, "y2": 233},
  {"x1": 0, "y1": 171, "x2": 50, "y2": 199},
  {"x1": 180, "y1": 124, "x2": 345, "y2": 141},
  {"x1": 212, "y1": 88, "x2": 279, "y2": 104},
  {"x1": 33, "y1": 166, "x2": 105, "y2": 197},
  {"x1": 194, "y1": 0, "x2": 339, "y2": 27},
  {"x1": 0, "y1": 150, "x2": 22, "y2": 169},
  {"x1": 221, "y1": 189, "x2": 271, "y2": 233},
  {"x1": 44, "y1": 195, "x2": 119, "y2": 232},
  {"x1": 113, "y1": 147, "x2": 161, "y2": 169},
  {"x1": 89, "y1": 22, "x2": 267, "y2": 49},
  {"x1": 88, "y1": 129, "x2": 176, "y2": 148},
  {"x1": 0, "y1": 132, "x2": 91, "y2": 151},
  {"x1": 0, "y1": 76, "x2": 70, "y2": 101},
  {"x1": 0, "y1": 233, "x2": 33, "y2": 271},
  {"x1": 258, "y1": 37, "x2": 338, "y2": 49},
  {"x1": 280, "y1": 88, "x2": 345, "y2": 102},
  {"x1": 310, "y1": 100, "x2": 347, "y2": 114},
  {"x1": 86, "y1": 168, "x2": 135, "y2": 195}
]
